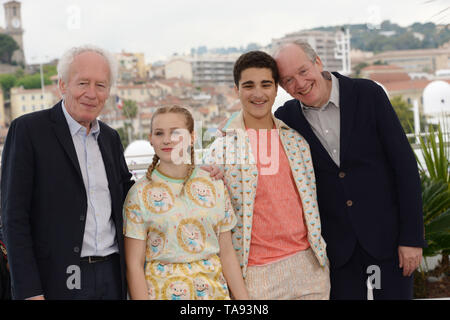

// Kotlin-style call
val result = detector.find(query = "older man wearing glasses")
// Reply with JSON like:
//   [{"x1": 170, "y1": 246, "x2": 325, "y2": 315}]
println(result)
[{"x1": 273, "y1": 41, "x2": 425, "y2": 300}]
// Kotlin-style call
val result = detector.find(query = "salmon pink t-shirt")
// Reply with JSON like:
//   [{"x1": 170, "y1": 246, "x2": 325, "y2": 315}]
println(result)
[{"x1": 247, "y1": 128, "x2": 310, "y2": 267}]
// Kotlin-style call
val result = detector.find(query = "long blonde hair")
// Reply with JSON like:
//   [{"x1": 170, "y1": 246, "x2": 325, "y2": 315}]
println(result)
[{"x1": 146, "y1": 105, "x2": 195, "y2": 194}]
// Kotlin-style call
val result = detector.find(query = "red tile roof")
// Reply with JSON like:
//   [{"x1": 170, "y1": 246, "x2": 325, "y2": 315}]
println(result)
[
  {"x1": 383, "y1": 79, "x2": 450, "y2": 92},
  {"x1": 361, "y1": 65, "x2": 404, "y2": 71},
  {"x1": 369, "y1": 72, "x2": 411, "y2": 83}
]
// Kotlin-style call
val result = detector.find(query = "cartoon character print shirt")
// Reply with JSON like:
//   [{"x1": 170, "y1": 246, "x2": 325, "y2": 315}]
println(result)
[{"x1": 123, "y1": 167, "x2": 237, "y2": 264}]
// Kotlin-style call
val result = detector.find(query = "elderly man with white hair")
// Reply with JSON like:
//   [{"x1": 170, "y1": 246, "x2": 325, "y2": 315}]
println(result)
[{"x1": 1, "y1": 45, "x2": 134, "y2": 300}]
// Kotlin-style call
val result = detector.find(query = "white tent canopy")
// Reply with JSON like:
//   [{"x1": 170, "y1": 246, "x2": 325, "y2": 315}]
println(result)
[
  {"x1": 272, "y1": 86, "x2": 293, "y2": 114},
  {"x1": 124, "y1": 140, "x2": 155, "y2": 180},
  {"x1": 423, "y1": 81, "x2": 450, "y2": 125}
]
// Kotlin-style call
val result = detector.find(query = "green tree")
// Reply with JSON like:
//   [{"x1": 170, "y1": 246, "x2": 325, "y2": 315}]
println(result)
[
  {"x1": 0, "y1": 34, "x2": 19, "y2": 64},
  {"x1": 15, "y1": 73, "x2": 52, "y2": 90},
  {"x1": 353, "y1": 62, "x2": 368, "y2": 78},
  {"x1": 395, "y1": 32, "x2": 422, "y2": 50},
  {"x1": 0, "y1": 73, "x2": 17, "y2": 99},
  {"x1": 116, "y1": 126, "x2": 130, "y2": 149},
  {"x1": 43, "y1": 65, "x2": 57, "y2": 77},
  {"x1": 0, "y1": 62, "x2": 57, "y2": 100},
  {"x1": 373, "y1": 60, "x2": 387, "y2": 65},
  {"x1": 119, "y1": 99, "x2": 139, "y2": 145},
  {"x1": 122, "y1": 99, "x2": 138, "y2": 119},
  {"x1": 414, "y1": 125, "x2": 450, "y2": 298},
  {"x1": 14, "y1": 67, "x2": 24, "y2": 78},
  {"x1": 390, "y1": 96, "x2": 426, "y2": 135}
]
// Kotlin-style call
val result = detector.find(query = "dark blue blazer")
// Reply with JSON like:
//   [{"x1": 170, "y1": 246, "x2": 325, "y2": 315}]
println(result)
[
  {"x1": 1, "y1": 102, "x2": 134, "y2": 299},
  {"x1": 275, "y1": 72, "x2": 425, "y2": 268}
]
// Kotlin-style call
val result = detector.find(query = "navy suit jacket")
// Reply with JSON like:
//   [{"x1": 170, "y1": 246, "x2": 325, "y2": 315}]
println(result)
[
  {"x1": 1, "y1": 102, "x2": 134, "y2": 299},
  {"x1": 275, "y1": 72, "x2": 426, "y2": 268}
]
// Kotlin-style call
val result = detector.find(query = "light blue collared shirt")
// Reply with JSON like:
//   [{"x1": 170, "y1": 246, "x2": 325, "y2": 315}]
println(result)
[{"x1": 62, "y1": 101, "x2": 118, "y2": 257}]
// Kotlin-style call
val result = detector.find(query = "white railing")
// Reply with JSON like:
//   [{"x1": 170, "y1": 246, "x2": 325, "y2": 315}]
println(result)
[
  {"x1": 126, "y1": 149, "x2": 206, "y2": 179},
  {"x1": 404, "y1": 131, "x2": 450, "y2": 149}
]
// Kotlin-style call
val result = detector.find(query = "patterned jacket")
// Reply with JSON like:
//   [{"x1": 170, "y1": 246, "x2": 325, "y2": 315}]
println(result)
[{"x1": 204, "y1": 111, "x2": 328, "y2": 277}]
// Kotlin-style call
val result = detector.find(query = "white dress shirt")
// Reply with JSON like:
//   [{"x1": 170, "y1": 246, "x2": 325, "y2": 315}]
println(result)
[{"x1": 62, "y1": 101, "x2": 118, "y2": 257}]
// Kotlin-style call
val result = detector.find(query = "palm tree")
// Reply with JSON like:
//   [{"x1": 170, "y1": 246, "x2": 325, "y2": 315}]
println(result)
[
  {"x1": 122, "y1": 99, "x2": 138, "y2": 145},
  {"x1": 417, "y1": 124, "x2": 450, "y2": 272}
]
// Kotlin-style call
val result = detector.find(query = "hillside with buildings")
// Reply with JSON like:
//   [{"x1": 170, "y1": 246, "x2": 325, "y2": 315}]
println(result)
[
  {"x1": 313, "y1": 20, "x2": 450, "y2": 53},
  {"x1": 0, "y1": 1, "x2": 448, "y2": 153}
]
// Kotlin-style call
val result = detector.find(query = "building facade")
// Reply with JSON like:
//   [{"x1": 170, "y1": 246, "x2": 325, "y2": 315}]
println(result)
[
  {"x1": 366, "y1": 47, "x2": 450, "y2": 74},
  {"x1": 191, "y1": 54, "x2": 238, "y2": 86},
  {"x1": 115, "y1": 52, "x2": 147, "y2": 83},
  {"x1": 360, "y1": 64, "x2": 450, "y2": 113},
  {"x1": 10, "y1": 85, "x2": 60, "y2": 121},
  {"x1": 165, "y1": 57, "x2": 193, "y2": 81},
  {"x1": 163, "y1": 54, "x2": 239, "y2": 86},
  {"x1": 115, "y1": 83, "x2": 163, "y2": 103}
]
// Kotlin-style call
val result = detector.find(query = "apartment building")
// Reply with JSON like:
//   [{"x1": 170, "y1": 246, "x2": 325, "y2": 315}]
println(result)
[
  {"x1": 164, "y1": 54, "x2": 239, "y2": 86},
  {"x1": 115, "y1": 83, "x2": 163, "y2": 103},
  {"x1": 115, "y1": 51, "x2": 147, "y2": 83},
  {"x1": 10, "y1": 85, "x2": 60, "y2": 120},
  {"x1": 191, "y1": 54, "x2": 238, "y2": 86},
  {"x1": 165, "y1": 57, "x2": 193, "y2": 81}
]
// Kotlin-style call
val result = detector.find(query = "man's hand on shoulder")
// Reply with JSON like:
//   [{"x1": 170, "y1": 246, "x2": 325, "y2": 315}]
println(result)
[{"x1": 201, "y1": 165, "x2": 224, "y2": 181}]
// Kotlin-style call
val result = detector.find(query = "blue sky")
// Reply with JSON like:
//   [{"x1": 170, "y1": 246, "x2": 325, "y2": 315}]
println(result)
[{"x1": 0, "y1": 0, "x2": 448, "y2": 64}]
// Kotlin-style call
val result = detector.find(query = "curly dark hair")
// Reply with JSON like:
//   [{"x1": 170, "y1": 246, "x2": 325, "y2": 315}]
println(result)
[{"x1": 233, "y1": 50, "x2": 280, "y2": 87}]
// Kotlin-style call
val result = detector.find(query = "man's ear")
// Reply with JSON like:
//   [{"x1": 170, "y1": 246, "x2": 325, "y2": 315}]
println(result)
[
  {"x1": 58, "y1": 79, "x2": 67, "y2": 95},
  {"x1": 315, "y1": 55, "x2": 324, "y2": 72}
]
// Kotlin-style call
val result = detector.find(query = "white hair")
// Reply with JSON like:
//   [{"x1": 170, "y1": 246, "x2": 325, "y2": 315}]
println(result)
[
  {"x1": 57, "y1": 44, "x2": 118, "y2": 87},
  {"x1": 272, "y1": 40, "x2": 318, "y2": 63}
]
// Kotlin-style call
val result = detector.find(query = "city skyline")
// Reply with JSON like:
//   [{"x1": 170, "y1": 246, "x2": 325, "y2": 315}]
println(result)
[{"x1": 0, "y1": 0, "x2": 448, "y2": 64}]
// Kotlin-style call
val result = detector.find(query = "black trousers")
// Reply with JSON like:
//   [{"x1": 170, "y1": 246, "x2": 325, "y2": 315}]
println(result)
[
  {"x1": 0, "y1": 253, "x2": 11, "y2": 300},
  {"x1": 72, "y1": 253, "x2": 122, "y2": 300},
  {"x1": 330, "y1": 242, "x2": 413, "y2": 300}
]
